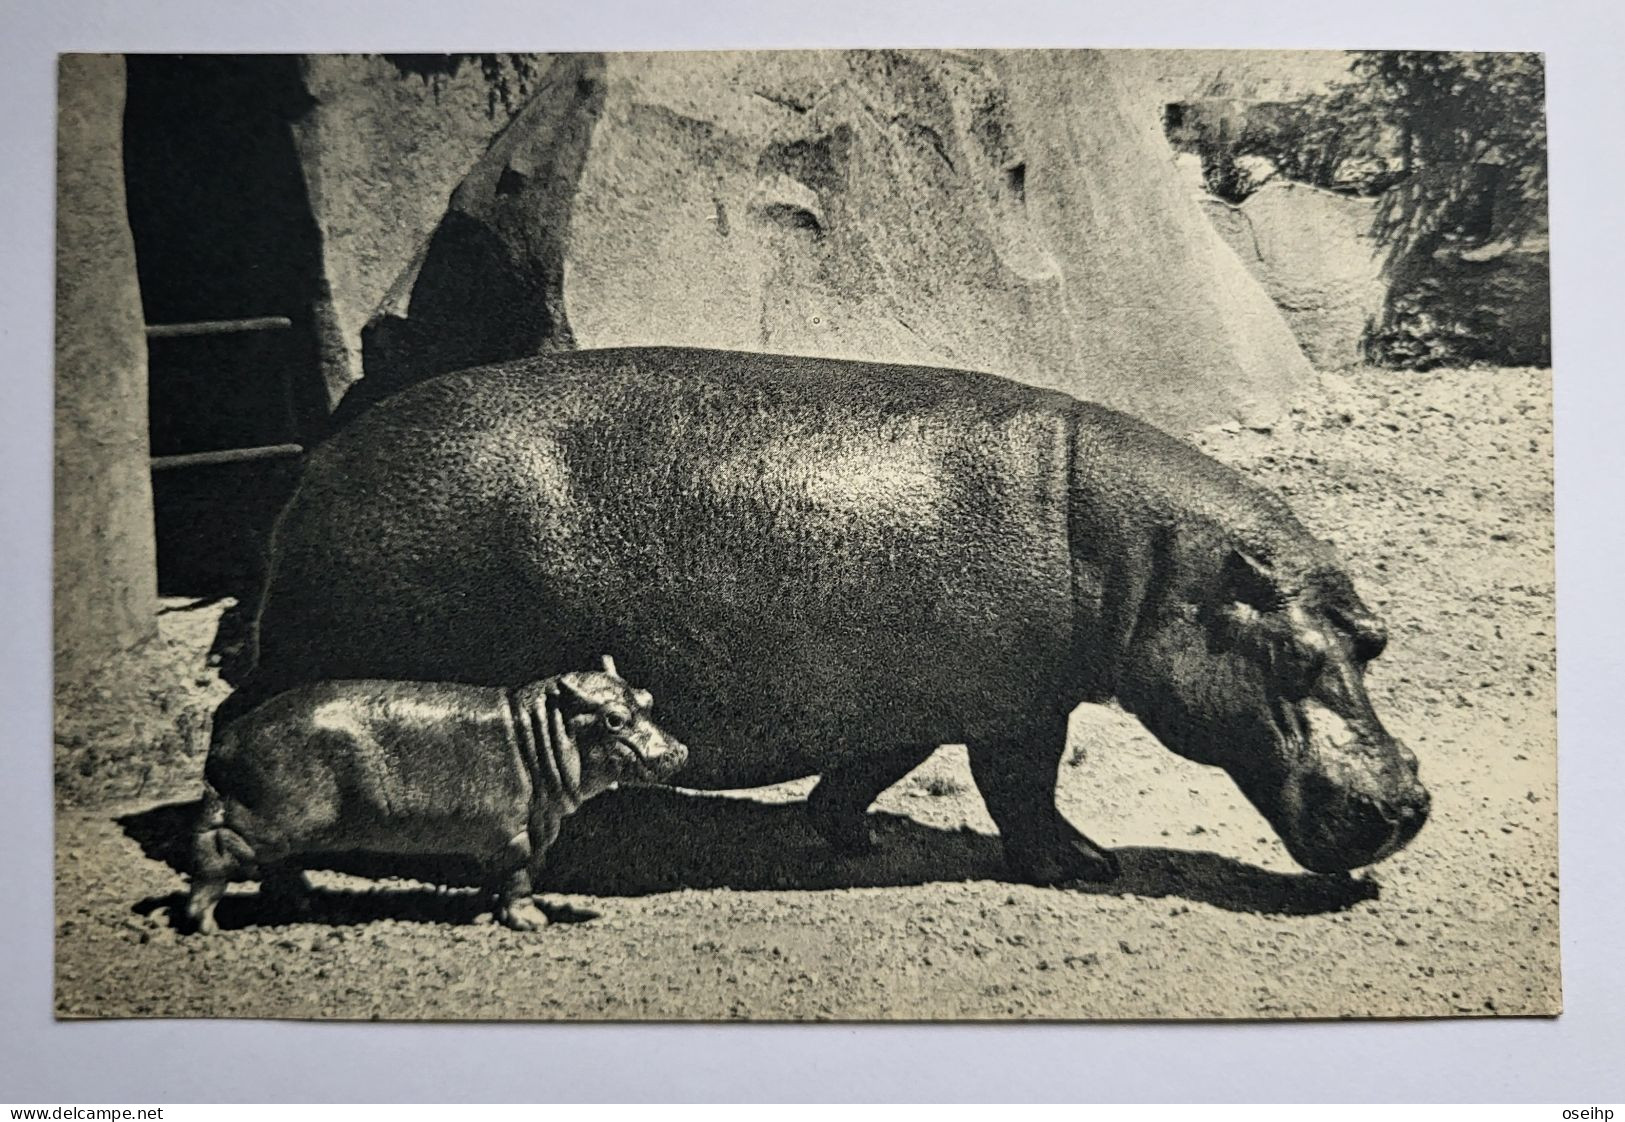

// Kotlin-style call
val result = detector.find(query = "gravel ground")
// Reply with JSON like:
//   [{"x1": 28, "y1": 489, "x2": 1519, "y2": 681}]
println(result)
[{"x1": 54, "y1": 365, "x2": 1559, "y2": 1021}]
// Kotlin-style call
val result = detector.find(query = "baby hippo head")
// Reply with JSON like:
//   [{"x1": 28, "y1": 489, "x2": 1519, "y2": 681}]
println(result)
[{"x1": 549, "y1": 656, "x2": 688, "y2": 796}]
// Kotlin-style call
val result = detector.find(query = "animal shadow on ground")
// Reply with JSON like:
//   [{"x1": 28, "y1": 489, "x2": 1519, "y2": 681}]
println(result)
[
  {"x1": 130, "y1": 883, "x2": 602, "y2": 932},
  {"x1": 119, "y1": 788, "x2": 1374, "y2": 928},
  {"x1": 120, "y1": 802, "x2": 599, "y2": 931}
]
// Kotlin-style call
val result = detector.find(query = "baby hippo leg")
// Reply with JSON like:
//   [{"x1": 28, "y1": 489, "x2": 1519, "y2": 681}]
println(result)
[
  {"x1": 185, "y1": 819, "x2": 256, "y2": 934},
  {"x1": 492, "y1": 830, "x2": 549, "y2": 932}
]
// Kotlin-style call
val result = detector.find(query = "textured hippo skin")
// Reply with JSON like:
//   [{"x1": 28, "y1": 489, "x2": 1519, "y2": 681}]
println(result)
[
  {"x1": 238, "y1": 346, "x2": 1429, "y2": 882},
  {"x1": 186, "y1": 663, "x2": 686, "y2": 932}
]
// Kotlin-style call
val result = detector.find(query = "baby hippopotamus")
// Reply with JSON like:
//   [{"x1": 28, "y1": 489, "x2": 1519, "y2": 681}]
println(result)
[{"x1": 184, "y1": 657, "x2": 686, "y2": 933}]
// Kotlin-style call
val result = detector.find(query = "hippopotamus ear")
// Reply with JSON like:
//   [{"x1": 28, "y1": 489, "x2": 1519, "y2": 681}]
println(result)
[{"x1": 1220, "y1": 548, "x2": 1283, "y2": 612}]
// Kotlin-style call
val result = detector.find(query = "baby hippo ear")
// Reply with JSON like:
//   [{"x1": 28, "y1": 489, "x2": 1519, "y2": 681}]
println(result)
[
  {"x1": 601, "y1": 655, "x2": 619, "y2": 679},
  {"x1": 552, "y1": 672, "x2": 593, "y2": 710},
  {"x1": 632, "y1": 688, "x2": 654, "y2": 712}
]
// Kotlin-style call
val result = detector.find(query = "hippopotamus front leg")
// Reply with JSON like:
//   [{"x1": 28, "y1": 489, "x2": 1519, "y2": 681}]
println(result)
[
  {"x1": 807, "y1": 743, "x2": 938, "y2": 855},
  {"x1": 492, "y1": 829, "x2": 550, "y2": 931},
  {"x1": 967, "y1": 716, "x2": 1121, "y2": 885}
]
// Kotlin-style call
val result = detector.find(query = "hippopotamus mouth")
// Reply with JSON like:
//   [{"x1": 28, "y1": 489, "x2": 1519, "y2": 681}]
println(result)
[
  {"x1": 1251, "y1": 699, "x2": 1431, "y2": 874},
  {"x1": 1275, "y1": 769, "x2": 1431, "y2": 874},
  {"x1": 615, "y1": 735, "x2": 689, "y2": 786}
]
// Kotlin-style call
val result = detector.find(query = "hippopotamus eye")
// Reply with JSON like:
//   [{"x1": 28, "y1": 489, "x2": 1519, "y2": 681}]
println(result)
[
  {"x1": 1327, "y1": 605, "x2": 1389, "y2": 662},
  {"x1": 602, "y1": 708, "x2": 631, "y2": 732},
  {"x1": 1287, "y1": 638, "x2": 1329, "y2": 690}
]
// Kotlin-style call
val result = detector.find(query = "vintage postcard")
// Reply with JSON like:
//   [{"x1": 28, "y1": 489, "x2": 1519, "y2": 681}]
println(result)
[{"x1": 53, "y1": 49, "x2": 1556, "y2": 1020}]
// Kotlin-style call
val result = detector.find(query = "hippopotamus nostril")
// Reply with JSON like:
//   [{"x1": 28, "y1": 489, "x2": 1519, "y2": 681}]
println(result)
[{"x1": 1403, "y1": 785, "x2": 1431, "y2": 827}]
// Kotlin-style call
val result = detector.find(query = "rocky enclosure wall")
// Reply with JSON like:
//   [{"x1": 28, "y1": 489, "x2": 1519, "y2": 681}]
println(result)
[
  {"x1": 338, "y1": 50, "x2": 1315, "y2": 434},
  {"x1": 291, "y1": 55, "x2": 547, "y2": 398}
]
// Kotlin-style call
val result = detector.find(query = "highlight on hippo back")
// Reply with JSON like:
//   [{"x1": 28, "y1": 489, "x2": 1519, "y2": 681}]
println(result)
[
  {"x1": 235, "y1": 345, "x2": 1428, "y2": 887},
  {"x1": 186, "y1": 657, "x2": 687, "y2": 933}
]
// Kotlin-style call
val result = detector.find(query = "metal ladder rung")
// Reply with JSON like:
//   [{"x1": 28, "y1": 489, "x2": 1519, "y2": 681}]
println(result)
[
  {"x1": 151, "y1": 443, "x2": 304, "y2": 471},
  {"x1": 144, "y1": 316, "x2": 293, "y2": 339}
]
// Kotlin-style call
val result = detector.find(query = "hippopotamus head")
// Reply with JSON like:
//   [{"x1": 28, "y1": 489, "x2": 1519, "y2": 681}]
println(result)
[
  {"x1": 551, "y1": 657, "x2": 689, "y2": 797},
  {"x1": 1116, "y1": 536, "x2": 1429, "y2": 874}
]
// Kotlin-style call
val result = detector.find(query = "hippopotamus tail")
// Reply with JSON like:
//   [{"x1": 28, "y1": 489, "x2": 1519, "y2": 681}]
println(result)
[{"x1": 187, "y1": 779, "x2": 256, "y2": 878}]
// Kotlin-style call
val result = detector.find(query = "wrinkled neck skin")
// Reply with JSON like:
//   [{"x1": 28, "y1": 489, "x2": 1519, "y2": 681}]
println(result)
[
  {"x1": 1063, "y1": 403, "x2": 1319, "y2": 703},
  {"x1": 508, "y1": 683, "x2": 586, "y2": 817}
]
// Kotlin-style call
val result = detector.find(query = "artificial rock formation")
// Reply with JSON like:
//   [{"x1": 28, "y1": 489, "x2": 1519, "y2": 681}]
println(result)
[
  {"x1": 290, "y1": 54, "x2": 548, "y2": 401},
  {"x1": 1201, "y1": 182, "x2": 1387, "y2": 369},
  {"x1": 363, "y1": 50, "x2": 1315, "y2": 433}
]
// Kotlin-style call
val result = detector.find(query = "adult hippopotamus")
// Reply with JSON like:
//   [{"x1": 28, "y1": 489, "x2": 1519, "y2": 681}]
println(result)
[{"x1": 232, "y1": 346, "x2": 1428, "y2": 883}]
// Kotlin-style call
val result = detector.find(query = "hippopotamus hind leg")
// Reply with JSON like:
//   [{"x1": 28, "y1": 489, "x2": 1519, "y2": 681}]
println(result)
[
  {"x1": 185, "y1": 814, "x2": 257, "y2": 934},
  {"x1": 807, "y1": 743, "x2": 937, "y2": 855},
  {"x1": 967, "y1": 718, "x2": 1121, "y2": 885}
]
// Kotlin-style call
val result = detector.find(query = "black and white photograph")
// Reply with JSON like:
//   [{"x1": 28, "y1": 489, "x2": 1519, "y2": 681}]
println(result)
[{"x1": 51, "y1": 46, "x2": 1558, "y2": 1022}]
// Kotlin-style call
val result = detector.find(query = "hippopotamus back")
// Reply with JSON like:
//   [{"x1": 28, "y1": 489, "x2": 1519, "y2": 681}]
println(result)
[{"x1": 256, "y1": 348, "x2": 1079, "y2": 789}]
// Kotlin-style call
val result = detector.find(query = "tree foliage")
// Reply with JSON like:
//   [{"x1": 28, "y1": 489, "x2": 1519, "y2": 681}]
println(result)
[
  {"x1": 1232, "y1": 51, "x2": 1547, "y2": 268},
  {"x1": 1230, "y1": 88, "x2": 1398, "y2": 197},
  {"x1": 1176, "y1": 52, "x2": 1551, "y2": 369},
  {"x1": 1355, "y1": 51, "x2": 1547, "y2": 266}
]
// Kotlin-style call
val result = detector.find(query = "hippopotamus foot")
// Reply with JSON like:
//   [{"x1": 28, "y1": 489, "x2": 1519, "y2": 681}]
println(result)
[
  {"x1": 967, "y1": 725, "x2": 1122, "y2": 885},
  {"x1": 184, "y1": 811, "x2": 259, "y2": 934},
  {"x1": 807, "y1": 745, "x2": 937, "y2": 857},
  {"x1": 497, "y1": 897, "x2": 551, "y2": 932},
  {"x1": 183, "y1": 878, "x2": 227, "y2": 935},
  {"x1": 1001, "y1": 829, "x2": 1122, "y2": 885}
]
